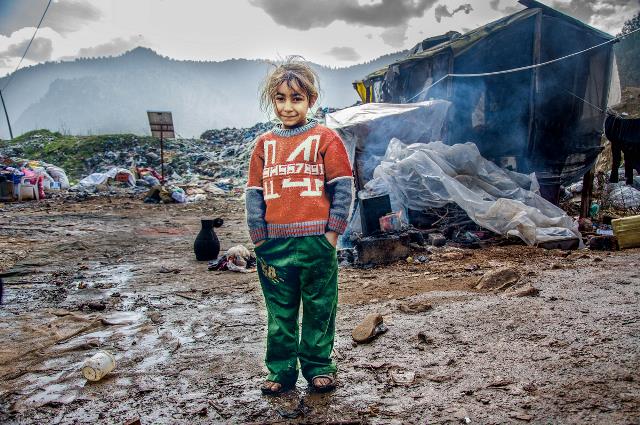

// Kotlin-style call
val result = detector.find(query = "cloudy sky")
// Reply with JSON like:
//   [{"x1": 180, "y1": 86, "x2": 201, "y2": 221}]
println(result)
[{"x1": 0, "y1": 0, "x2": 638, "y2": 77}]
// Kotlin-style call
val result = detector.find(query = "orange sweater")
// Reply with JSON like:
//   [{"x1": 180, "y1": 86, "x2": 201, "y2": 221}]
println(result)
[{"x1": 245, "y1": 121, "x2": 353, "y2": 243}]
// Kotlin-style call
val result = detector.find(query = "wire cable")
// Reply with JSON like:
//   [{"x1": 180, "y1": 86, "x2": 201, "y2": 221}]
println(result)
[
  {"x1": 1, "y1": 0, "x2": 52, "y2": 92},
  {"x1": 407, "y1": 26, "x2": 640, "y2": 102}
]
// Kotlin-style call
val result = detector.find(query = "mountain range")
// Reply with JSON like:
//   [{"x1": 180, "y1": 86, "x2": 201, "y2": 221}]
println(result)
[{"x1": 0, "y1": 47, "x2": 406, "y2": 139}]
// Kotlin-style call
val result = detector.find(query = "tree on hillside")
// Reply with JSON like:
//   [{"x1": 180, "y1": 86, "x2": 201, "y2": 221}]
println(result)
[{"x1": 615, "y1": 11, "x2": 640, "y2": 88}]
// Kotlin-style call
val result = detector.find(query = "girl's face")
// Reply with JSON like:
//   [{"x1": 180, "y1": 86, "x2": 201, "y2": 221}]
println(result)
[{"x1": 273, "y1": 81, "x2": 315, "y2": 129}]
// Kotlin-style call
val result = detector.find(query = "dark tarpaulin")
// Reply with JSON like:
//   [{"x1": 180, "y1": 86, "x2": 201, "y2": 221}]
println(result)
[{"x1": 353, "y1": 0, "x2": 615, "y2": 202}]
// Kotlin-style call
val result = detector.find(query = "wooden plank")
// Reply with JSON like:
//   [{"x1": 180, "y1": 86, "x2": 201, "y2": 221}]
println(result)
[{"x1": 580, "y1": 168, "x2": 594, "y2": 218}]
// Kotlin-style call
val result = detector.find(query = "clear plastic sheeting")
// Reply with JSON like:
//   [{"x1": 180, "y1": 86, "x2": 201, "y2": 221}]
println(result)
[
  {"x1": 326, "y1": 100, "x2": 451, "y2": 189},
  {"x1": 77, "y1": 168, "x2": 135, "y2": 188},
  {"x1": 363, "y1": 139, "x2": 582, "y2": 246}
]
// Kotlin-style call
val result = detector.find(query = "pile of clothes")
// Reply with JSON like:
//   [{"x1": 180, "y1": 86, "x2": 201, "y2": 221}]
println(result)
[{"x1": 208, "y1": 245, "x2": 256, "y2": 273}]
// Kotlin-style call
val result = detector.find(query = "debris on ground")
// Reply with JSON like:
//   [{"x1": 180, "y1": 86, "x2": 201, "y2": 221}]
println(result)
[
  {"x1": 208, "y1": 245, "x2": 256, "y2": 273},
  {"x1": 475, "y1": 267, "x2": 520, "y2": 290},
  {"x1": 82, "y1": 350, "x2": 116, "y2": 381},
  {"x1": 506, "y1": 283, "x2": 540, "y2": 297},
  {"x1": 0, "y1": 155, "x2": 70, "y2": 201},
  {"x1": 352, "y1": 313, "x2": 388, "y2": 343},
  {"x1": 398, "y1": 300, "x2": 433, "y2": 313}
]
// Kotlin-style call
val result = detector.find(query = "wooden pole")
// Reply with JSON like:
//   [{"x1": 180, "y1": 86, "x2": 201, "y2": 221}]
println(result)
[
  {"x1": 580, "y1": 168, "x2": 594, "y2": 218},
  {"x1": 160, "y1": 131, "x2": 165, "y2": 184}
]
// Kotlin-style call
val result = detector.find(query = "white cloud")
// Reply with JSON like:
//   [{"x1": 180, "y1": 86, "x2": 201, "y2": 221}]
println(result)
[
  {"x1": 1, "y1": 37, "x2": 53, "y2": 61},
  {"x1": 75, "y1": 35, "x2": 147, "y2": 58},
  {"x1": 434, "y1": 3, "x2": 473, "y2": 23},
  {"x1": 380, "y1": 24, "x2": 409, "y2": 48},
  {"x1": 248, "y1": 0, "x2": 438, "y2": 29},
  {"x1": 0, "y1": 0, "x2": 101, "y2": 36}
]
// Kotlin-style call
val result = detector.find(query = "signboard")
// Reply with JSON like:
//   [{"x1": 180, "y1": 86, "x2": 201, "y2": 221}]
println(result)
[{"x1": 147, "y1": 111, "x2": 175, "y2": 138}]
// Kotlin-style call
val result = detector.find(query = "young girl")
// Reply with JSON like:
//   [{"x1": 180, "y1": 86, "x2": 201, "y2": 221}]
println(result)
[{"x1": 245, "y1": 57, "x2": 354, "y2": 395}]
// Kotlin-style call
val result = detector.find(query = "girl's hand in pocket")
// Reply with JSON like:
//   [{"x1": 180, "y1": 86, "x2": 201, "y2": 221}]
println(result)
[{"x1": 324, "y1": 231, "x2": 338, "y2": 247}]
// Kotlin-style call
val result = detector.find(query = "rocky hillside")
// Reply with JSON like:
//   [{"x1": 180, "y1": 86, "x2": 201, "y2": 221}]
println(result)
[{"x1": 0, "y1": 47, "x2": 407, "y2": 139}]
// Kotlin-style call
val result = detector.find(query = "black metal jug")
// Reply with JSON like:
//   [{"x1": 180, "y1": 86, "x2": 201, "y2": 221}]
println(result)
[{"x1": 194, "y1": 218, "x2": 223, "y2": 261}]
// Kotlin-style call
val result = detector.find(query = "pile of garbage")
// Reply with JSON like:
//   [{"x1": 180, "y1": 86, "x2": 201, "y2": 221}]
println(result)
[
  {"x1": 66, "y1": 165, "x2": 234, "y2": 203},
  {"x1": 0, "y1": 123, "x2": 281, "y2": 201},
  {"x1": 0, "y1": 155, "x2": 70, "y2": 200},
  {"x1": 0, "y1": 128, "x2": 269, "y2": 195},
  {"x1": 366, "y1": 139, "x2": 582, "y2": 246}
]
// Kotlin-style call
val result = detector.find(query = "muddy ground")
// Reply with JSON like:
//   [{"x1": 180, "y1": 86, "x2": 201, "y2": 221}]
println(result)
[{"x1": 0, "y1": 195, "x2": 638, "y2": 424}]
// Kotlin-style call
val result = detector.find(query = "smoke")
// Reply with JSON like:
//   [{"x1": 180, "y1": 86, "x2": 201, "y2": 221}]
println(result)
[{"x1": 434, "y1": 4, "x2": 473, "y2": 23}]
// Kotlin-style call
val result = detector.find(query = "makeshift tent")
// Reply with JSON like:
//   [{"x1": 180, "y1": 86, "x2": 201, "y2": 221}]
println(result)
[{"x1": 353, "y1": 0, "x2": 616, "y2": 203}]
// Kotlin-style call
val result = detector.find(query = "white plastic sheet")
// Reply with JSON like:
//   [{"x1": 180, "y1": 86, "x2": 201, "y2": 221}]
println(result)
[
  {"x1": 363, "y1": 139, "x2": 581, "y2": 246},
  {"x1": 326, "y1": 100, "x2": 452, "y2": 186},
  {"x1": 78, "y1": 168, "x2": 135, "y2": 187}
]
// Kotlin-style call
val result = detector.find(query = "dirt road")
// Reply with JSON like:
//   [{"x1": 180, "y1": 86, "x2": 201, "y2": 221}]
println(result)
[{"x1": 0, "y1": 195, "x2": 638, "y2": 424}]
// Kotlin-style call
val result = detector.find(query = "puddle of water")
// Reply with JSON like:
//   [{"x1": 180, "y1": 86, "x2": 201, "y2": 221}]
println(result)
[
  {"x1": 72, "y1": 263, "x2": 134, "y2": 289},
  {"x1": 19, "y1": 382, "x2": 83, "y2": 409}
]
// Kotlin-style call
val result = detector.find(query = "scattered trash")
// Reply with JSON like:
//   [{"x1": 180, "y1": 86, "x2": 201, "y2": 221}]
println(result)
[
  {"x1": 507, "y1": 284, "x2": 540, "y2": 297},
  {"x1": 208, "y1": 245, "x2": 257, "y2": 273},
  {"x1": 159, "y1": 266, "x2": 181, "y2": 274},
  {"x1": 354, "y1": 232, "x2": 412, "y2": 265},
  {"x1": 82, "y1": 350, "x2": 116, "y2": 381},
  {"x1": 357, "y1": 138, "x2": 582, "y2": 246},
  {"x1": 0, "y1": 156, "x2": 69, "y2": 201},
  {"x1": 612, "y1": 215, "x2": 640, "y2": 249},
  {"x1": 428, "y1": 233, "x2": 446, "y2": 247},
  {"x1": 352, "y1": 313, "x2": 388, "y2": 343},
  {"x1": 588, "y1": 235, "x2": 618, "y2": 251},
  {"x1": 388, "y1": 367, "x2": 416, "y2": 386},
  {"x1": 78, "y1": 167, "x2": 135, "y2": 188},
  {"x1": 398, "y1": 301, "x2": 432, "y2": 313},
  {"x1": 476, "y1": 267, "x2": 520, "y2": 290},
  {"x1": 379, "y1": 211, "x2": 403, "y2": 232},
  {"x1": 84, "y1": 301, "x2": 107, "y2": 311}
]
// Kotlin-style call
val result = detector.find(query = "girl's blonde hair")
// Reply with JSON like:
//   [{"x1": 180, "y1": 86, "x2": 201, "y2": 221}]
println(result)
[{"x1": 259, "y1": 56, "x2": 320, "y2": 113}]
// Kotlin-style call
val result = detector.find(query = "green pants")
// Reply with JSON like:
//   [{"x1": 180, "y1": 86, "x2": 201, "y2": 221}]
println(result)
[{"x1": 255, "y1": 235, "x2": 338, "y2": 386}]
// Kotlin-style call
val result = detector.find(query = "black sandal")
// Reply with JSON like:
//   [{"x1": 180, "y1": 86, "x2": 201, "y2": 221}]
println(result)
[{"x1": 310, "y1": 374, "x2": 337, "y2": 393}]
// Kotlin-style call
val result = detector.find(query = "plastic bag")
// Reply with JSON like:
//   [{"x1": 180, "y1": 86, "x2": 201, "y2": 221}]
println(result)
[{"x1": 364, "y1": 139, "x2": 581, "y2": 246}]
